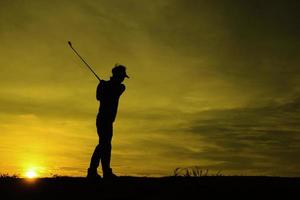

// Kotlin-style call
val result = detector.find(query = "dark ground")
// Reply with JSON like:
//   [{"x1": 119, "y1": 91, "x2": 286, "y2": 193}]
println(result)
[{"x1": 1, "y1": 176, "x2": 299, "y2": 199}]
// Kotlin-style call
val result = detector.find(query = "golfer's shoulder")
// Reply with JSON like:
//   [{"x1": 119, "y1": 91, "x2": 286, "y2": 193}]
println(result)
[
  {"x1": 99, "y1": 79, "x2": 109, "y2": 86},
  {"x1": 97, "y1": 80, "x2": 109, "y2": 92}
]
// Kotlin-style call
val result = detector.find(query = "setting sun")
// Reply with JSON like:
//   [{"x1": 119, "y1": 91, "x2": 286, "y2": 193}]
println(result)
[{"x1": 25, "y1": 170, "x2": 37, "y2": 179}]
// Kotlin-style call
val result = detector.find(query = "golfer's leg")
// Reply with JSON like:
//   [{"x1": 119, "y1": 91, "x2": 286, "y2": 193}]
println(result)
[
  {"x1": 101, "y1": 140, "x2": 112, "y2": 173},
  {"x1": 101, "y1": 123, "x2": 113, "y2": 174},
  {"x1": 89, "y1": 144, "x2": 101, "y2": 170},
  {"x1": 88, "y1": 117, "x2": 102, "y2": 173}
]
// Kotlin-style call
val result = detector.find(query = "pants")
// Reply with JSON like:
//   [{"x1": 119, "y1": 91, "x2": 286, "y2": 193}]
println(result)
[{"x1": 89, "y1": 116, "x2": 113, "y2": 174}]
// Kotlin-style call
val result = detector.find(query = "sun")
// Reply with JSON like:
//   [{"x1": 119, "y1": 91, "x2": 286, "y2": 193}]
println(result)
[{"x1": 25, "y1": 170, "x2": 37, "y2": 179}]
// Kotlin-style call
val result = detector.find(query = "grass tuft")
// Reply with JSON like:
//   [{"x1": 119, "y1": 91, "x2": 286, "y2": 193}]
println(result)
[
  {"x1": 0, "y1": 173, "x2": 19, "y2": 179},
  {"x1": 174, "y1": 166, "x2": 223, "y2": 177}
]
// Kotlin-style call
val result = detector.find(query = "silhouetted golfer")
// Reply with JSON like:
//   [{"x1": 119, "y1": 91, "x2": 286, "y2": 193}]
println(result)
[{"x1": 87, "y1": 64, "x2": 129, "y2": 180}]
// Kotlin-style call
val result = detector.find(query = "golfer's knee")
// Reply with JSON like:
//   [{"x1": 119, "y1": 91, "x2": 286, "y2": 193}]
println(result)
[{"x1": 95, "y1": 144, "x2": 101, "y2": 151}]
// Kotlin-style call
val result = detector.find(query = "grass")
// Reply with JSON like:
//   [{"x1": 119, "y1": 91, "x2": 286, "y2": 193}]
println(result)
[
  {"x1": 0, "y1": 171, "x2": 299, "y2": 199},
  {"x1": 0, "y1": 173, "x2": 19, "y2": 179},
  {"x1": 173, "y1": 166, "x2": 223, "y2": 177}
]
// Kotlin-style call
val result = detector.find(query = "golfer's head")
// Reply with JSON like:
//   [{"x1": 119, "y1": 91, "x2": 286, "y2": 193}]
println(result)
[{"x1": 112, "y1": 64, "x2": 129, "y2": 82}]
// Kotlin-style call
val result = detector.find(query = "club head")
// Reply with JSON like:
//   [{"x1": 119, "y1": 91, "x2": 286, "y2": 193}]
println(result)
[{"x1": 68, "y1": 41, "x2": 72, "y2": 46}]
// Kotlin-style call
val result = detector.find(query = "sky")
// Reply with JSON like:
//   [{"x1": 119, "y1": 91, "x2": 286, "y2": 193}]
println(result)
[{"x1": 0, "y1": 0, "x2": 299, "y2": 177}]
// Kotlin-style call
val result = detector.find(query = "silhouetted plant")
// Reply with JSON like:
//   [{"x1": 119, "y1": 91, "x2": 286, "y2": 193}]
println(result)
[
  {"x1": 0, "y1": 173, "x2": 19, "y2": 179},
  {"x1": 215, "y1": 170, "x2": 223, "y2": 176},
  {"x1": 173, "y1": 166, "x2": 223, "y2": 177},
  {"x1": 50, "y1": 173, "x2": 70, "y2": 179}
]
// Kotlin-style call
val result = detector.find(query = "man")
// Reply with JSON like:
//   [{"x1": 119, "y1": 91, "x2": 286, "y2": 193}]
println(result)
[{"x1": 87, "y1": 64, "x2": 129, "y2": 180}]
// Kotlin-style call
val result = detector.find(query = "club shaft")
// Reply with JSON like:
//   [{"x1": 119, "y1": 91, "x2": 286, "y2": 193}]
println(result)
[{"x1": 68, "y1": 43, "x2": 101, "y2": 81}]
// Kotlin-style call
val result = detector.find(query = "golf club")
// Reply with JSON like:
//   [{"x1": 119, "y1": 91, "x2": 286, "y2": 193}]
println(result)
[{"x1": 68, "y1": 41, "x2": 101, "y2": 81}]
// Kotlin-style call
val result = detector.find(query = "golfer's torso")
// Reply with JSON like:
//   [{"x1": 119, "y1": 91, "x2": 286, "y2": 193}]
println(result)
[{"x1": 97, "y1": 80, "x2": 125, "y2": 122}]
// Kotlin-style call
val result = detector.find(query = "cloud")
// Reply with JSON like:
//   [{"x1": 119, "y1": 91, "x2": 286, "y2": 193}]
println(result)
[{"x1": 179, "y1": 95, "x2": 300, "y2": 176}]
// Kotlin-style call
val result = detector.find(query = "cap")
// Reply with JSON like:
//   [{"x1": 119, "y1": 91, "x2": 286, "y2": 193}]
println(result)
[{"x1": 112, "y1": 64, "x2": 129, "y2": 78}]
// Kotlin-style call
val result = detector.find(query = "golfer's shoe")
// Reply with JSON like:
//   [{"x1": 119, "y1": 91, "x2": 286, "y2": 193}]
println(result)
[
  {"x1": 87, "y1": 168, "x2": 102, "y2": 180},
  {"x1": 103, "y1": 168, "x2": 118, "y2": 180}
]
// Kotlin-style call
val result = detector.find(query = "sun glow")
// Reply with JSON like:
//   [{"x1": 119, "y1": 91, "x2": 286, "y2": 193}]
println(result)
[{"x1": 25, "y1": 169, "x2": 37, "y2": 179}]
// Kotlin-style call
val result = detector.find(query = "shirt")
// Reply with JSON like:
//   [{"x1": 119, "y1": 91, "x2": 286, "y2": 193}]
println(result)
[{"x1": 96, "y1": 79, "x2": 125, "y2": 122}]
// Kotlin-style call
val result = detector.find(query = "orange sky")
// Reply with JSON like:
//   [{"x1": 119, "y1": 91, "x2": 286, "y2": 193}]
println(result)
[{"x1": 0, "y1": 0, "x2": 299, "y2": 177}]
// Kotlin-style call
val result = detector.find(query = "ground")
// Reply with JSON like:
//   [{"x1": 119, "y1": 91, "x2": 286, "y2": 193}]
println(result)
[{"x1": 1, "y1": 176, "x2": 299, "y2": 199}]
